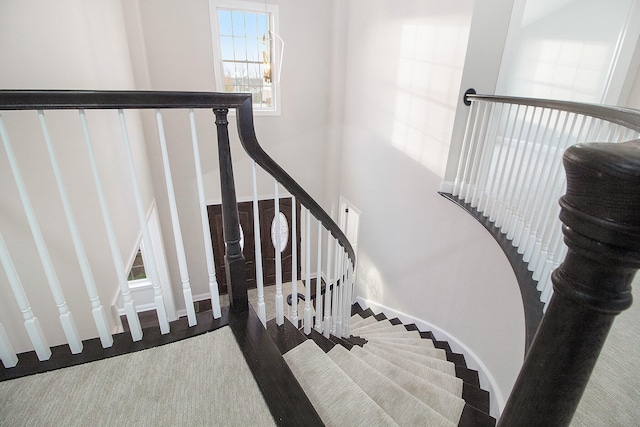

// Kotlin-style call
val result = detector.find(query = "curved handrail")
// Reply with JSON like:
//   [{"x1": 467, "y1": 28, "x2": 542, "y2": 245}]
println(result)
[
  {"x1": 466, "y1": 93, "x2": 640, "y2": 132},
  {"x1": 0, "y1": 89, "x2": 356, "y2": 265},
  {"x1": 236, "y1": 97, "x2": 356, "y2": 264}
]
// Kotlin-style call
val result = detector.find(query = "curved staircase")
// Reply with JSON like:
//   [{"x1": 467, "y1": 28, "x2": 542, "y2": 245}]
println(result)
[{"x1": 268, "y1": 304, "x2": 496, "y2": 426}]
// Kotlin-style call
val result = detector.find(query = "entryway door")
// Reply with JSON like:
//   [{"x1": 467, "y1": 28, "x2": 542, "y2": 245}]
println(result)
[{"x1": 207, "y1": 198, "x2": 301, "y2": 294}]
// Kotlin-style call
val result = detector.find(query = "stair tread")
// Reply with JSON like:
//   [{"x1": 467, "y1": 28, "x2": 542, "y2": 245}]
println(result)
[
  {"x1": 284, "y1": 340, "x2": 398, "y2": 426},
  {"x1": 351, "y1": 319, "x2": 397, "y2": 334},
  {"x1": 361, "y1": 335, "x2": 435, "y2": 349},
  {"x1": 307, "y1": 328, "x2": 336, "y2": 353},
  {"x1": 366, "y1": 342, "x2": 453, "y2": 373},
  {"x1": 367, "y1": 341, "x2": 447, "y2": 360},
  {"x1": 459, "y1": 403, "x2": 496, "y2": 427},
  {"x1": 359, "y1": 344, "x2": 462, "y2": 395},
  {"x1": 350, "y1": 345, "x2": 465, "y2": 424},
  {"x1": 328, "y1": 345, "x2": 455, "y2": 426},
  {"x1": 349, "y1": 314, "x2": 378, "y2": 330},
  {"x1": 357, "y1": 330, "x2": 424, "y2": 340}
]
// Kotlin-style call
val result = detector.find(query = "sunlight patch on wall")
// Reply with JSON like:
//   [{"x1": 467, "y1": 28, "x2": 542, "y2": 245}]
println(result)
[
  {"x1": 391, "y1": 23, "x2": 469, "y2": 177},
  {"x1": 526, "y1": 39, "x2": 609, "y2": 103}
]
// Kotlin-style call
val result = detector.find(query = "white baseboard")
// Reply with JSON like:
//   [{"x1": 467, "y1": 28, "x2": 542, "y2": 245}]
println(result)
[
  {"x1": 354, "y1": 297, "x2": 504, "y2": 420},
  {"x1": 439, "y1": 180, "x2": 455, "y2": 193}
]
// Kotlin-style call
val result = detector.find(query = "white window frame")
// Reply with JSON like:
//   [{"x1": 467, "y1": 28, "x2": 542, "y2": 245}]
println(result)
[{"x1": 209, "y1": 0, "x2": 281, "y2": 115}]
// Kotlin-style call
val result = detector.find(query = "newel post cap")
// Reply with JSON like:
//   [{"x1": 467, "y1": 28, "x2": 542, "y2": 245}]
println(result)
[{"x1": 560, "y1": 140, "x2": 640, "y2": 253}]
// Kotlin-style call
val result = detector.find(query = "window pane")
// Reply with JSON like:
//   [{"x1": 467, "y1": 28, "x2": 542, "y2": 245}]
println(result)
[
  {"x1": 246, "y1": 39, "x2": 259, "y2": 62},
  {"x1": 218, "y1": 10, "x2": 233, "y2": 36},
  {"x1": 220, "y1": 36, "x2": 234, "y2": 60},
  {"x1": 257, "y1": 14, "x2": 268, "y2": 37},
  {"x1": 245, "y1": 13, "x2": 257, "y2": 38},
  {"x1": 233, "y1": 37, "x2": 247, "y2": 61},
  {"x1": 231, "y1": 11, "x2": 245, "y2": 35}
]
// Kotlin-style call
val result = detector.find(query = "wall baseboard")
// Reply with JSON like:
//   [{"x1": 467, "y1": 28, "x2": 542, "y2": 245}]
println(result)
[{"x1": 354, "y1": 296, "x2": 504, "y2": 419}]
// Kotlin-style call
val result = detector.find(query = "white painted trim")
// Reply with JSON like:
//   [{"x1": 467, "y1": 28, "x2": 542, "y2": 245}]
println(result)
[
  {"x1": 439, "y1": 180, "x2": 455, "y2": 194},
  {"x1": 355, "y1": 296, "x2": 505, "y2": 420}
]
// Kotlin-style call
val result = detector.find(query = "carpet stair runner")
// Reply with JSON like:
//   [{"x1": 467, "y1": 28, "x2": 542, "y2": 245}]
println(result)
[{"x1": 267, "y1": 304, "x2": 496, "y2": 426}]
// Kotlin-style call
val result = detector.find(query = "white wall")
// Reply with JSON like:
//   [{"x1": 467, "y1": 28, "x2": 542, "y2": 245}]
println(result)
[
  {"x1": 123, "y1": 0, "x2": 338, "y2": 308},
  {"x1": 340, "y1": 0, "x2": 525, "y2": 411},
  {"x1": 0, "y1": 0, "x2": 153, "y2": 352}
]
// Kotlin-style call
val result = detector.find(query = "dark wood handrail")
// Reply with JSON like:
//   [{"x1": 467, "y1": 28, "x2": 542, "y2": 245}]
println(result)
[
  {"x1": 0, "y1": 89, "x2": 355, "y2": 265},
  {"x1": 466, "y1": 92, "x2": 640, "y2": 133},
  {"x1": 497, "y1": 139, "x2": 640, "y2": 426},
  {"x1": 235, "y1": 96, "x2": 356, "y2": 264}
]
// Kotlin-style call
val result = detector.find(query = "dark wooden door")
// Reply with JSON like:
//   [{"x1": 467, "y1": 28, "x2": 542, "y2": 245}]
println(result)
[
  {"x1": 207, "y1": 201, "x2": 255, "y2": 293},
  {"x1": 207, "y1": 198, "x2": 300, "y2": 294}
]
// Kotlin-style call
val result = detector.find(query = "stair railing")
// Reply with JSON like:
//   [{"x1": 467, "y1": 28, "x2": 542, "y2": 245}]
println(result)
[
  {"x1": 444, "y1": 91, "x2": 640, "y2": 312},
  {"x1": 498, "y1": 139, "x2": 640, "y2": 426},
  {"x1": 0, "y1": 90, "x2": 355, "y2": 368}
]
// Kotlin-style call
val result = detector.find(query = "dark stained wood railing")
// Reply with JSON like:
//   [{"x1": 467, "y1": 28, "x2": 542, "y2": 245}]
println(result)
[{"x1": 498, "y1": 139, "x2": 640, "y2": 426}]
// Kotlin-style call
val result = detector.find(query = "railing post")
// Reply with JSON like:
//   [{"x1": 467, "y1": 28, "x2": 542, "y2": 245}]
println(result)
[
  {"x1": 214, "y1": 108, "x2": 248, "y2": 313},
  {"x1": 498, "y1": 140, "x2": 640, "y2": 426}
]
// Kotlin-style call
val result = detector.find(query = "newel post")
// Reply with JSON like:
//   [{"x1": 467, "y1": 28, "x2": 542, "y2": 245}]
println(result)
[
  {"x1": 498, "y1": 140, "x2": 640, "y2": 426},
  {"x1": 214, "y1": 108, "x2": 248, "y2": 313}
]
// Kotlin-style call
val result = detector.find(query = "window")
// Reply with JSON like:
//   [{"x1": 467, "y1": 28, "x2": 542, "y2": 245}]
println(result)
[{"x1": 210, "y1": 0, "x2": 280, "y2": 114}]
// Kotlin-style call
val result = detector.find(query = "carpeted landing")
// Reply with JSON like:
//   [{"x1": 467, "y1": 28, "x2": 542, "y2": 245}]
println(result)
[
  {"x1": 0, "y1": 327, "x2": 275, "y2": 426},
  {"x1": 281, "y1": 309, "x2": 496, "y2": 427}
]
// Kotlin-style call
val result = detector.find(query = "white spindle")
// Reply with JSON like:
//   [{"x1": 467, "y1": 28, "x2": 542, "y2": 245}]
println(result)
[
  {"x1": 323, "y1": 233, "x2": 333, "y2": 338},
  {"x1": 331, "y1": 239, "x2": 340, "y2": 335},
  {"x1": 509, "y1": 108, "x2": 547, "y2": 242},
  {"x1": 479, "y1": 104, "x2": 513, "y2": 217},
  {"x1": 452, "y1": 101, "x2": 479, "y2": 196},
  {"x1": 155, "y1": 111, "x2": 196, "y2": 327},
  {"x1": 0, "y1": 114, "x2": 82, "y2": 354},
  {"x1": 498, "y1": 106, "x2": 533, "y2": 232},
  {"x1": 118, "y1": 110, "x2": 170, "y2": 334},
  {"x1": 462, "y1": 101, "x2": 491, "y2": 202},
  {"x1": 290, "y1": 196, "x2": 298, "y2": 327},
  {"x1": 314, "y1": 221, "x2": 323, "y2": 332},
  {"x1": 38, "y1": 111, "x2": 113, "y2": 348},
  {"x1": 80, "y1": 110, "x2": 142, "y2": 341},
  {"x1": 303, "y1": 209, "x2": 312, "y2": 334},
  {"x1": 526, "y1": 113, "x2": 575, "y2": 267},
  {"x1": 518, "y1": 109, "x2": 563, "y2": 256},
  {"x1": 0, "y1": 323, "x2": 18, "y2": 368},
  {"x1": 490, "y1": 104, "x2": 522, "y2": 224},
  {"x1": 457, "y1": 102, "x2": 483, "y2": 200},
  {"x1": 190, "y1": 110, "x2": 221, "y2": 319},
  {"x1": 0, "y1": 231, "x2": 51, "y2": 361},
  {"x1": 274, "y1": 181, "x2": 284, "y2": 325},
  {"x1": 345, "y1": 260, "x2": 354, "y2": 337},
  {"x1": 251, "y1": 161, "x2": 266, "y2": 325},
  {"x1": 336, "y1": 251, "x2": 345, "y2": 337},
  {"x1": 471, "y1": 103, "x2": 500, "y2": 208}
]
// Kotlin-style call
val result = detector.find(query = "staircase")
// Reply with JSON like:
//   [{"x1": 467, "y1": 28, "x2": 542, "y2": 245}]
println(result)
[{"x1": 267, "y1": 303, "x2": 496, "y2": 426}]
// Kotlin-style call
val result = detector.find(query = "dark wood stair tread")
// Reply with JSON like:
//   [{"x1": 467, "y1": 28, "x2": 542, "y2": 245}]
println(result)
[{"x1": 459, "y1": 403, "x2": 496, "y2": 427}]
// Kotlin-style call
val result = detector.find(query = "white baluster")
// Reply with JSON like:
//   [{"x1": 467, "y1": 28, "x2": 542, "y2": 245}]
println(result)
[
  {"x1": 0, "y1": 114, "x2": 82, "y2": 354},
  {"x1": 491, "y1": 104, "x2": 522, "y2": 224},
  {"x1": 118, "y1": 110, "x2": 169, "y2": 334},
  {"x1": 474, "y1": 103, "x2": 503, "y2": 210},
  {"x1": 79, "y1": 110, "x2": 142, "y2": 341},
  {"x1": 480, "y1": 103, "x2": 512, "y2": 215},
  {"x1": 314, "y1": 221, "x2": 323, "y2": 332},
  {"x1": 303, "y1": 209, "x2": 312, "y2": 334},
  {"x1": 526, "y1": 113, "x2": 575, "y2": 267},
  {"x1": 274, "y1": 181, "x2": 284, "y2": 325},
  {"x1": 345, "y1": 260, "x2": 355, "y2": 337},
  {"x1": 0, "y1": 231, "x2": 51, "y2": 361},
  {"x1": 452, "y1": 101, "x2": 478, "y2": 196},
  {"x1": 155, "y1": 111, "x2": 196, "y2": 327},
  {"x1": 38, "y1": 111, "x2": 113, "y2": 348},
  {"x1": 323, "y1": 233, "x2": 333, "y2": 338},
  {"x1": 190, "y1": 110, "x2": 221, "y2": 319},
  {"x1": 336, "y1": 252, "x2": 346, "y2": 338},
  {"x1": 519, "y1": 109, "x2": 563, "y2": 256},
  {"x1": 0, "y1": 323, "x2": 18, "y2": 368},
  {"x1": 251, "y1": 161, "x2": 266, "y2": 325},
  {"x1": 331, "y1": 239, "x2": 339, "y2": 335},
  {"x1": 290, "y1": 196, "x2": 298, "y2": 327},
  {"x1": 462, "y1": 101, "x2": 491, "y2": 203},
  {"x1": 509, "y1": 108, "x2": 547, "y2": 242}
]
